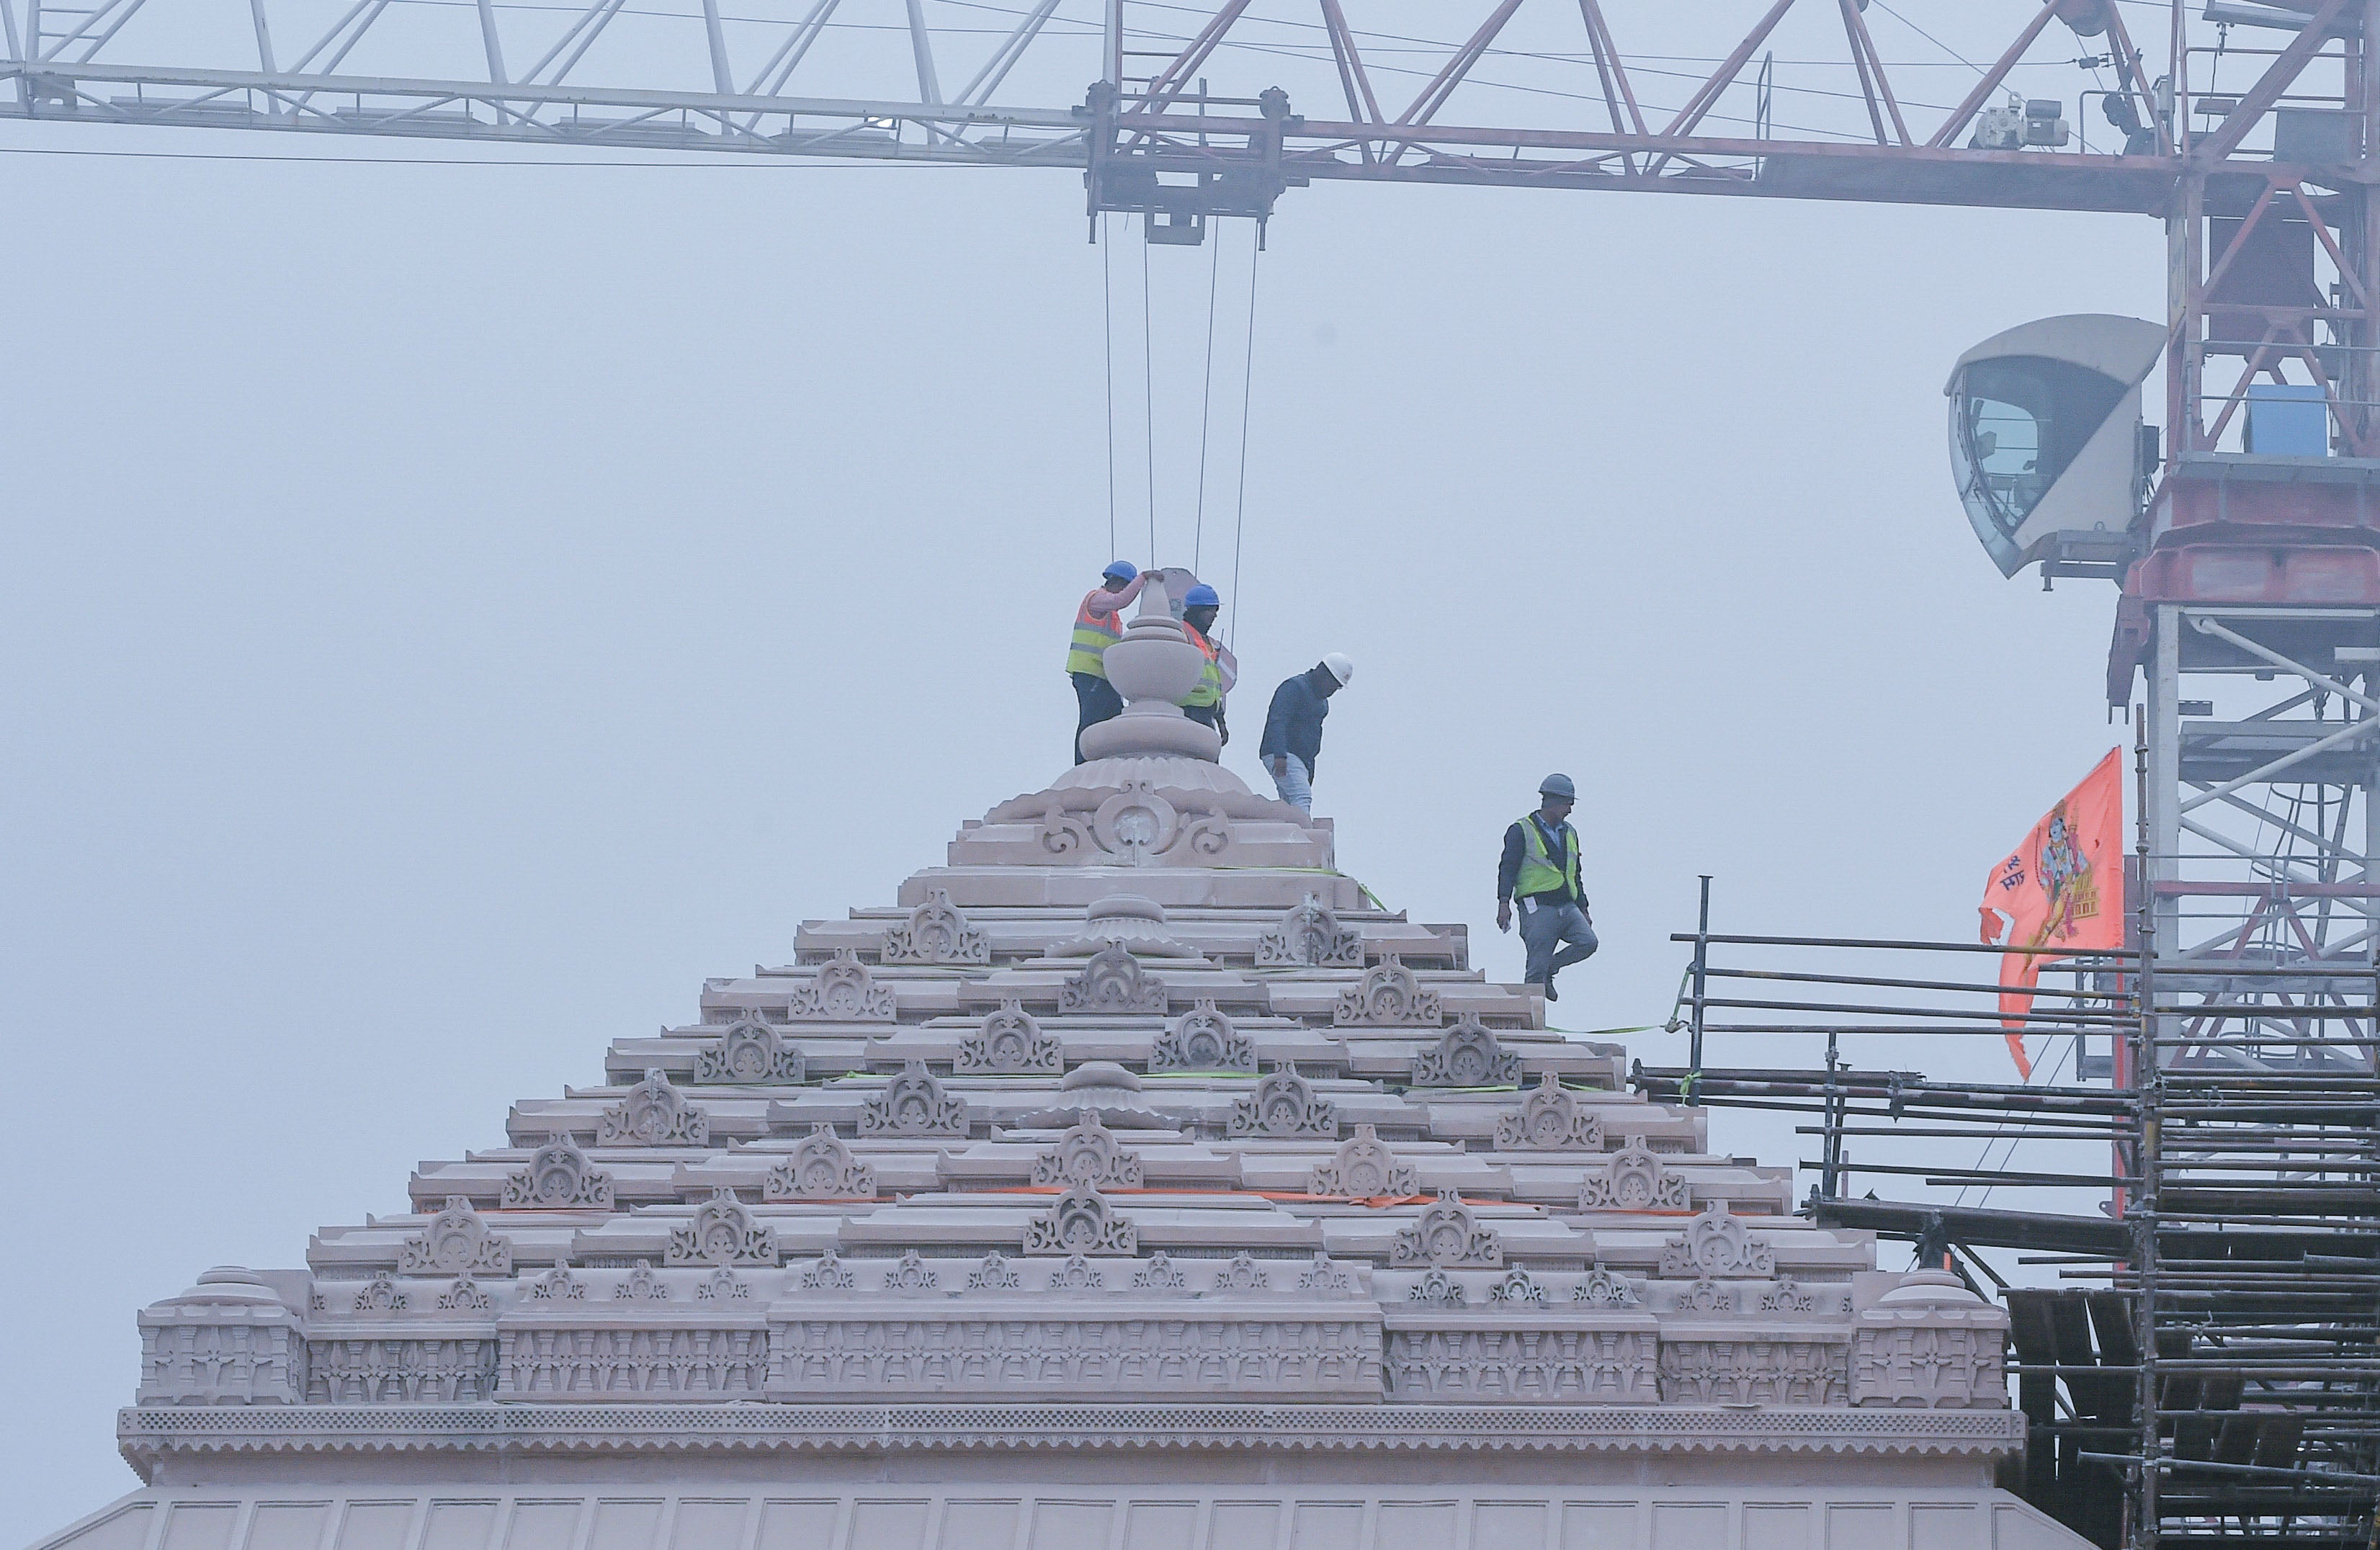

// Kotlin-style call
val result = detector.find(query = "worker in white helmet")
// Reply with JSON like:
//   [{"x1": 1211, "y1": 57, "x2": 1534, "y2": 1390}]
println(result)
[
  {"x1": 1496, "y1": 774, "x2": 1597, "y2": 1002},
  {"x1": 1258, "y1": 654, "x2": 1354, "y2": 813}
]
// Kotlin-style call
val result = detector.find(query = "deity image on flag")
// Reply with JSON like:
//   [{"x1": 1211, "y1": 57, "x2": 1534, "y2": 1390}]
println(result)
[{"x1": 1979, "y1": 749, "x2": 2125, "y2": 1080}]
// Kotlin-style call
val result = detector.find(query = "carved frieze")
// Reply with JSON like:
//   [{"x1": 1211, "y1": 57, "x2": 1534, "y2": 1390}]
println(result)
[
  {"x1": 1390, "y1": 1190, "x2": 1503, "y2": 1268},
  {"x1": 1495, "y1": 1072, "x2": 1604, "y2": 1151},
  {"x1": 1307, "y1": 1124, "x2": 1418, "y2": 1199},
  {"x1": 1660, "y1": 1206, "x2": 1776, "y2": 1278},
  {"x1": 1384, "y1": 1328, "x2": 1659, "y2": 1403},
  {"x1": 1851, "y1": 1271, "x2": 2010, "y2": 1409},
  {"x1": 1579, "y1": 1137, "x2": 1691, "y2": 1212},
  {"x1": 693, "y1": 1012, "x2": 806, "y2": 1085},
  {"x1": 880, "y1": 889, "x2": 990, "y2": 965},
  {"x1": 1256, "y1": 893, "x2": 1364, "y2": 967},
  {"x1": 956, "y1": 999, "x2": 1061, "y2": 1075},
  {"x1": 1023, "y1": 1184, "x2": 1137, "y2": 1255},
  {"x1": 764, "y1": 1125, "x2": 877, "y2": 1201},
  {"x1": 859, "y1": 1061, "x2": 970, "y2": 1137},
  {"x1": 1410, "y1": 1016, "x2": 1523, "y2": 1088},
  {"x1": 1227, "y1": 1064, "x2": 1337, "y2": 1137},
  {"x1": 787, "y1": 949, "x2": 897, "y2": 1022},
  {"x1": 1658, "y1": 1339, "x2": 1848, "y2": 1405},
  {"x1": 501, "y1": 1139, "x2": 614, "y2": 1210},
  {"x1": 1030, "y1": 1113, "x2": 1144, "y2": 1188},
  {"x1": 307, "y1": 1337, "x2": 496, "y2": 1402},
  {"x1": 1333, "y1": 956, "x2": 1443, "y2": 1027},
  {"x1": 598, "y1": 1070, "x2": 710, "y2": 1147},
  {"x1": 1148, "y1": 998, "x2": 1254, "y2": 1072},
  {"x1": 500, "y1": 1325, "x2": 767, "y2": 1399},
  {"x1": 397, "y1": 1199, "x2": 513, "y2": 1278},
  {"x1": 666, "y1": 1188, "x2": 779, "y2": 1267},
  {"x1": 138, "y1": 1272, "x2": 305, "y2": 1406},
  {"x1": 1058, "y1": 944, "x2": 1168, "y2": 1014}
]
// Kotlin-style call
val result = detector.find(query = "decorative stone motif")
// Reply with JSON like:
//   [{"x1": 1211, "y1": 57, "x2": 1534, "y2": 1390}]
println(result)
[
  {"x1": 1148, "y1": 998, "x2": 1254, "y2": 1073},
  {"x1": 764, "y1": 1125, "x2": 877, "y2": 1201},
  {"x1": 666, "y1": 1188, "x2": 780, "y2": 1267},
  {"x1": 1494, "y1": 1072, "x2": 1605, "y2": 1151},
  {"x1": 1214, "y1": 1253, "x2": 1270, "y2": 1291},
  {"x1": 1030, "y1": 1113, "x2": 1144, "y2": 1188},
  {"x1": 1131, "y1": 1253, "x2": 1186, "y2": 1291},
  {"x1": 1035, "y1": 783, "x2": 1231, "y2": 864},
  {"x1": 1851, "y1": 1271, "x2": 2010, "y2": 1410},
  {"x1": 524, "y1": 1268, "x2": 586, "y2": 1302},
  {"x1": 1297, "y1": 1252, "x2": 1356, "y2": 1296},
  {"x1": 1488, "y1": 1267, "x2": 1546, "y2": 1304},
  {"x1": 1759, "y1": 1277, "x2": 1818, "y2": 1313},
  {"x1": 967, "y1": 1252, "x2": 1021, "y2": 1291},
  {"x1": 1058, "y1": 944, "x2": 1168, "y2": 1014},
  {"x1": 787, "y1": 949, "x2": 897, "y2": 1022},
  {"x1": 1390, "y1": 1191, "x2": 1503, "y2": 1268},
  {"x1": 1333, "y1": 956, "x2": 1442, "y2": 1027},
  {"x1": 397, "y1": 1199, "x2": 513, "y2": 1278},
  {"x1": 1307, "y1": 1124, "x2": 1418, "y2": 1199},
  {"x1": 501, "y1": 1139, "x2": 614, "y2": 1209},
  {"x1": 1227, "y1": 1064, "x2": 1337, "y2": 1138},
  {"x1": 614, "y1": 1261, "x2": 670, "y2": 1301},
  {"x1": 1579, "y1": 1137, "x2": 1691, "y2": 1212},
  {"x1": 1681, "y1": 1279, "x2": 1732, "y2": 1313},
  {"x1": 1660, "y1": 1206, "x2": 1776, "y2": 1277},
  {"x1": 1658, "y1": 1340, "x2": 1848, "y2": 1405},
  {"x1": 1572, "y1": 1268, "x2": 1640, "y2": 1307},
  {"x1": 306, "y1": 1337, "x2": 496, "y2": 1402},
  {"x1": 883, "y1": 1250, "x2": 939, "y2": 1293},
  {"x1": 693, "y1": 1012, "x2": 806, "y2": 1085},
  {"x1": 1024, "y1": 1184, "x2": 1137, "y2": 1255},
  {"x1": 137, "y1": 1269, "x2": 306, "y2": 1406},
  {"x1": 352, "y1": 1276, "x2": 408, "y2": 1312},
  {"x1": 437, "y1": 1278, "x2": 493, "y2": 1312},
  {"x1": 597, "y1": 1070, "x2": 709, "y2": 1147},
  {"x1": 1409, "y1": 1016, "x2": 1523, "y2": 1088},
  {"x1": 799, "y1": 1249, "x2": 856, "y2": 1291},
  {"x1": 1384, "y1": 1330, "x2": 1659, "y2": 1403},
  {"x1": 1406, "y1": 1269, "x2": 1466, "y2": 1306},
  {"x1": 956, "y1": 999, "x2": 1061, "y2": 1075},
  {"x1": 879, "y1": 889, "x2": 990, "y2": 965},
  {"x1": 1256, "y1": 893, "x2": 1364, "y2": 967},
  {"x1": 858, "y1": 1061, "x2": 969, "y2": 1137},
  {"x1": 501, "y1": 1327, "x2": 766, "y2": 1398},
  {"x1": 697, "y1": 1270, "x2": 751, "y2": 1302},
  {"x1": 1050, "y1": 1255, "x2": 1104, "y2": 1291}
]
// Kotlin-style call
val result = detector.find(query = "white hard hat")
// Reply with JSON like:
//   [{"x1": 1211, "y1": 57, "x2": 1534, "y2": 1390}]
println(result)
[{"x1": 1321, "y1": 653, "x2": 1355, "y2": 687}]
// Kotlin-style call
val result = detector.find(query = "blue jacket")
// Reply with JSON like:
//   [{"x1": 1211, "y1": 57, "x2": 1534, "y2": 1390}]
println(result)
[{"x1": 1259, "y1": 668, "x2": 1333, "y2": 776}]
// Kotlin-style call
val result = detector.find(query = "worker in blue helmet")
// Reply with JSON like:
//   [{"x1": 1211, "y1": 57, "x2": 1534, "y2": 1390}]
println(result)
[
  {"x1": 1496, "y1": 774, "x2": 1597, "y2": 1002},
  {"x1": 1067, "y1": 560, "x2": 1148, "y2": 763},
  {"x1": 1176, "y1": 582, "x2": 1238, "y2": 745}
]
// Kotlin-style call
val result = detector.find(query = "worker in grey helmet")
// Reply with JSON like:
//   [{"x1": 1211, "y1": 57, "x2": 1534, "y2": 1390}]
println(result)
[
  {"x1": 1259, "y1": 654, "x2": 1354, "y2": 813},
  {"x1": 1496, "y1": 774, "x2": 1598, "y2": 1002}
]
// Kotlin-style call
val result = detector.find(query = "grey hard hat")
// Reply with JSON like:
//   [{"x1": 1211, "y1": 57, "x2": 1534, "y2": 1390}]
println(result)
[{"x1": 1539, "y1": 774, "x2": 1577, "y2": 800}]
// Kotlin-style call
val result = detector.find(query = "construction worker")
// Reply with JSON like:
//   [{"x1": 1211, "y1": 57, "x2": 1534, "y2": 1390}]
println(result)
[
  {"x1": 1178, "y1": 583, "x2": 1238, "y2": 745},
  {"x1": 1068, "y1": 560, "x2": 1149, "y2": 763},
  {"x1": 1259, "y1": 655, "x2": 1354, "y2": 812},
  {"x1": 1496, "y1": 774, "x2": 1597, "y2": 1002}
]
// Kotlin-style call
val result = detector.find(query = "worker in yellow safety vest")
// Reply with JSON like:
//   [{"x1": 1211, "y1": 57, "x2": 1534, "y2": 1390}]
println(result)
[
  {"x1": 1176, "y1": 583, "x2": 1238, "y2": 745},
  {"x1": 1068, "y1": 560, "x2": 1148, "y2": 763},
  {"x1": 1495, "y1": 774, "x2": 1598, "y2": 1002}
]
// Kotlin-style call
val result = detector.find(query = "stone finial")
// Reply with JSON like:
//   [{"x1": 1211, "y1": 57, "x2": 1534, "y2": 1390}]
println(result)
[
  {"x1": 1390, "y1": 1190, "x2": 1503, "y2": 1268},
  {"x1": 398, "y1": 1199, "x2": 513, "y2": 1277},
  {"x1": 957, "y1": 999, "x2": 1061, "y2": 1075},
  {"x1": 1075, "y1": 578, "x2": 1222, "y2": 762},
  {"x1": 694, "y1": 1011, "x2": 806, "y2": 1085},
  {"x1": 787, "y1": 949, "x2": 897, "y2": 1022},
  {"x1": 501, "y1": 1138, "x2": 614, "y2": 1210},
  {"x1": 1659, "y1": 1205, "x2": 1776, "y2": 1278},
  {"x1": 765, "y1": 1124, "x2": 876, "y2": 1201},
  {"x1": 1150, "y1": 998, "x2": 1253, "y2": 1072},
  {"x1": 1031, "y1": 1112, "x2": 1144, "y2": 1188},
  {"x1": 1494, "y1": 1072, "x2": 1603, "y2": 1151},
  {"x1": 858, "y1": 1061, "x2": 970, "y2": 1137},
  {"x1": 1578, "y1": 1137, "x2": 1690, "y2": 1212},
  {"x1": 1059, "y1": 943, "x2": 1168, "y2": 1014},
  {"x1": 666, "y1": 1188, "x2": 779, "y2": 1267},
  {"x1": 598, "y1": 1070, "x2": 710, "y2": 1147},
  {"x1": 880, "y1": 889, "x2": 990, "y2": 965},
  {"x1": 1227, "y1": 1064, "x2": 1337, "y2": 1137},
  {"x1": 1023, "y1": 1184, "x2": 1137, "y2": 1255},
  {"x1": 1333, "y1": 956, "x2": 1443, "y2": 1027},
  {"x1": 1257, "y1": 893, "x2": 1364, "y2": 967},
  {"x1": 1409, "y1": 1016, "x2": 1522, "y2": 1088},
  {"x1": 1307, "y1": 1125, "x2": 1418, "y2": 1199}
]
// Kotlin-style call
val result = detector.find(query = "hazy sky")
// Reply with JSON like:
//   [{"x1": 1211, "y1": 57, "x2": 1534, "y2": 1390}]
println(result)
[{"x1": 3, "y1": 84, "x2": 2162, "y2": 1531}]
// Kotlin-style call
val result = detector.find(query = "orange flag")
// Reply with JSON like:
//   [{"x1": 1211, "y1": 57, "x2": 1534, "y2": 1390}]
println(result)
[{"x1": 1978, "y1": 749, "x2": 2126, "y2": 1080}]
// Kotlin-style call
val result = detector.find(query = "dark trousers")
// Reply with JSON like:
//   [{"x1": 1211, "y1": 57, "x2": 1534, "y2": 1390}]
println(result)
[{"x1": 1073, "y1": 672, "x2": 1124, "y2": 763}]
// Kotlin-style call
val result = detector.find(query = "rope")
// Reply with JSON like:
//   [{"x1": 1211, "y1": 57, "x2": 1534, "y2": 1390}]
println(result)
[
  {"x1": 1193, "y1": 223, "x2": 1221, "y2": 573},
  {"x1": 1227, "y1": 226, "x2": 1260, "y2": 649},
  {"x1": 1141, "y1": 224, "x2": 1157, "y2": 567},
  {"x1": 1101, "y1": 212, "x2": 1117, "y2": 562}
]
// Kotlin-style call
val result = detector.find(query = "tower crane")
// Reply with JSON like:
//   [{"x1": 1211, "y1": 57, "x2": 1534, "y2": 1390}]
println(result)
[{"x1": 12, "y1": 2, "x2": 2380, "y2": 1543}]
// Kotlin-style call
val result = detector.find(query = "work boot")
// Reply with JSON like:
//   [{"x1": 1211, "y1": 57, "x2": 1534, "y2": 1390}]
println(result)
[{"x1": 1531, "y1": 975, "x2": 1557, "y2": 1003}]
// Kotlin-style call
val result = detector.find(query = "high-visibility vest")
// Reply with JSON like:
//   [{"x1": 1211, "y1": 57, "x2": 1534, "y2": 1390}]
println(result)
[
  {"x1": 1515, "y1": 815, "x2": 1582, "y2": 901},
  {"x1": 1067, "y1": 590, "x2": 1124, "y2": 677},
  {"x1": 1181, "y1": 624, "x2": 1223, "y2": 707}
]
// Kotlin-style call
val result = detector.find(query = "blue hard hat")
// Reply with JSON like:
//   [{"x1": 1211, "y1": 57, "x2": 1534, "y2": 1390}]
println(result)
[
  {"x1": 1102, "y1": 560, "x2": 1138, "y2": 583},
  {"x1": 1184, "y1": 583, "x2": 1220, "y2": 608}
]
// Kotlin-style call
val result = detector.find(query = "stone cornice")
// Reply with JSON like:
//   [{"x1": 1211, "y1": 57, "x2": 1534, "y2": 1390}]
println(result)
[{"x1": 117, "y1": 1402, "x2": 2022, "y2": 1478}]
